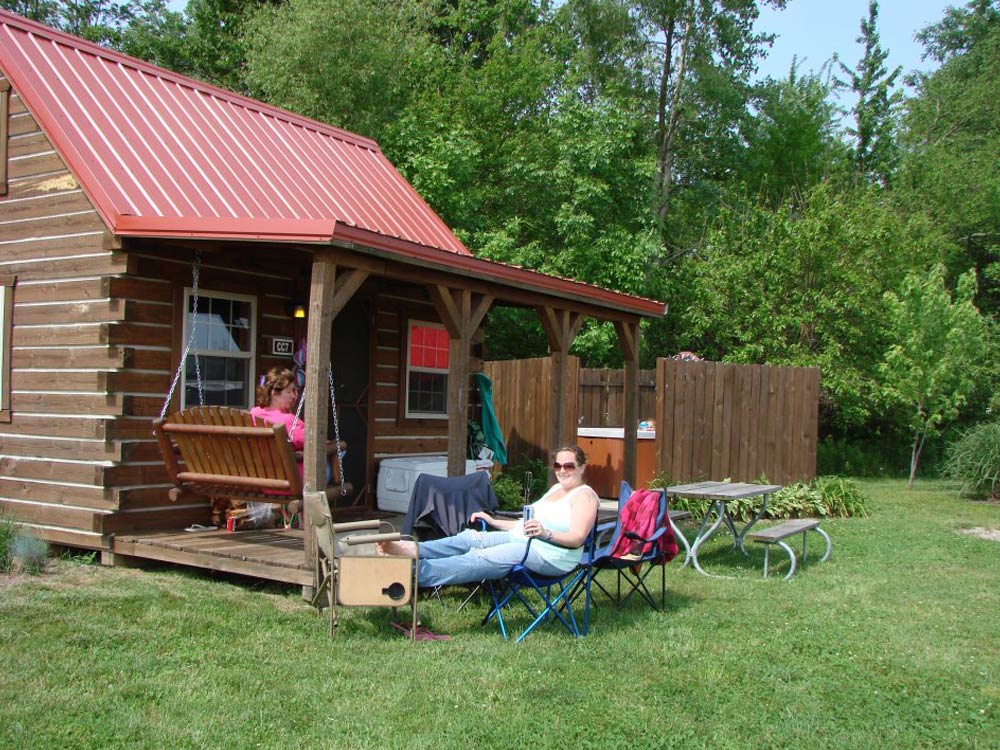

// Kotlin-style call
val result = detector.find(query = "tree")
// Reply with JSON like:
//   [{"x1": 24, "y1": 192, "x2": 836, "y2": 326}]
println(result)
[
  {"x1": 242, "y1": 0, "x2": 440, "y2": 139},
  {"x1": 563, "y1": 0, "x2": 786, "y2": 235},
  {"x1": 672, "y1": 183, "x2": 945, "y2": 431},
  {"x1": 837, "y1": 0, "x2": 902, "y2": 186},
  {"x1": 1, "y1": 0, "x2": 178, "y2": 50},
  {"x1": 739, "y1": 59, "x2": 847, "y2": 207},
  {"x1": 897, "y1": 0, "x2": 1000, "y2": 315},
  {"x1": 880, "y1": 265, "x2": 992, "y2": 487}
]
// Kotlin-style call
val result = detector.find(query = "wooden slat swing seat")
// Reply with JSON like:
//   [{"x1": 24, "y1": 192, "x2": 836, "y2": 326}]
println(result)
[{"x1": 153, "y1": 406, "x2": 346, "y2": 519}]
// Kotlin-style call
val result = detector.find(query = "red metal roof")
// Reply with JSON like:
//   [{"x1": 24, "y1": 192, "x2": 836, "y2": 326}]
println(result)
[
  {"x1": 0, "y1": 10, "x2": 666, "y2": 318},
  {"x1": 0, "y1": 9, "x2": 468, "y2": 253}
]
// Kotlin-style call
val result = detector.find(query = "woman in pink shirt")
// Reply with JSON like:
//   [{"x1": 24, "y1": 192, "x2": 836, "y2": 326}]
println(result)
[
  {"x1": 250, "y1": 367, "x2": 305, "y2": 451},
  {"x1": 249, "y1": 367, "x2": 339, "y2": 527},
  {"x1": 249, "y1": 367, "x2": 312, "y2": 526}
]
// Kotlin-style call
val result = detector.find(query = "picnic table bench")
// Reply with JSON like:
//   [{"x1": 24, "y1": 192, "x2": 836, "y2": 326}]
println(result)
[{"x1": 747, "y1": 518, "x2": 832, "y2": 580}]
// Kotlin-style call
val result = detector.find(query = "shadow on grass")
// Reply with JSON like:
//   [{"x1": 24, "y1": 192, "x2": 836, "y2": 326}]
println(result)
[{"x1": 343, "y1": 573, "x2": 702, "y2": 641}]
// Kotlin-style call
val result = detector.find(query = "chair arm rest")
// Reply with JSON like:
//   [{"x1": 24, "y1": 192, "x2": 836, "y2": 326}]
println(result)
[{"x1": 343, "y1": 532, "x2": 402, "y2": 546}]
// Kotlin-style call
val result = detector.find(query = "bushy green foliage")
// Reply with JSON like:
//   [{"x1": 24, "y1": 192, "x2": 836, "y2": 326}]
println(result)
[
  {"x1": 665, "y1": 476, "x2": 872, "y2": 521},
  {"x1": 491, "y1": 455, "x2": 548, "y2": 510},
  {"x1": 490, "y1": 474, "x2": 524, "y2": 511},
  {"x1": 944, "y1": 419, "x2": 1000, "y2": 500}
]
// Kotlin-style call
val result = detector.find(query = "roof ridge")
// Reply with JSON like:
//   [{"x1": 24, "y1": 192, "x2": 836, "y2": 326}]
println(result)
[{"x1": 0, "y1": 7, "x2": 380, "y2": 152}]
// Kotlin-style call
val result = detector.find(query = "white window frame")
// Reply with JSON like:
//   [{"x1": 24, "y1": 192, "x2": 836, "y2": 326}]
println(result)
[
  {"x1": 404, "y1": 319, "x2": 449, "y2": 420},
  {"x1": 181, "y1": 288, "x2": 256, "y2": 409}
]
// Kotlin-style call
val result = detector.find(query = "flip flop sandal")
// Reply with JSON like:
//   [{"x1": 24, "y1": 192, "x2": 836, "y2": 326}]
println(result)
[{"x1": 391, "y1": 622, "x2": 451, "y2": 641}]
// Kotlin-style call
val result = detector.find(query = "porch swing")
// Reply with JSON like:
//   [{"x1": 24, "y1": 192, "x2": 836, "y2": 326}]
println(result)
[{"x1": 152, "y1": 254, "x2": 350, "y2": 527}]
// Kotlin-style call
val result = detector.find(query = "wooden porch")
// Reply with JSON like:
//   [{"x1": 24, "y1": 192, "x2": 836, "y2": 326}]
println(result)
[
  {"x1": 111, "y1": 507, "x2": 398, "y2": 586},
  {"x1": 112, "y1": 528, "x2": 314, "y2": 585}
]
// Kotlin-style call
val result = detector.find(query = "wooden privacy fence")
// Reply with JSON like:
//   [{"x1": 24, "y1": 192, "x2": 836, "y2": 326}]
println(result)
[
  {"x1": 579, "y1": 368, "x2": 657, "y2": 426},
  {"x1": 483, "y1": 356, "x2": 580, "y2": 464},
  {"x1": 485, "y1": 356, "x2": 819, "y2": 487},
  {"x1": 656, "y1": 359, "x2": 819, "y2": 485}
]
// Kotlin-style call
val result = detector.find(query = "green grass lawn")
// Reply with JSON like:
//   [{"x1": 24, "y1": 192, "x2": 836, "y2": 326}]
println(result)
[{"x1": 2, "y1": 479, "x2": 998, "y2": 750}]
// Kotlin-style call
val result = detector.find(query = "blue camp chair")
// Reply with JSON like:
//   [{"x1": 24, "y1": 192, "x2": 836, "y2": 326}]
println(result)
[
  {"x1": 585, "y1": 482, "x2": 677, "y2": 612},
  {"x1": 483, "y1": 527, "x2": 597, "y2": 643}
]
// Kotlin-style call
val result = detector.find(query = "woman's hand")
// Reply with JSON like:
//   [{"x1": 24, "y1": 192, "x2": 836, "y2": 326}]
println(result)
[
  {"x1": 523, "y1": 519, "x2": 549, "y2": 539},
  {"x1": 469, "y1": 510, "x2": 494, "y2": 527}
]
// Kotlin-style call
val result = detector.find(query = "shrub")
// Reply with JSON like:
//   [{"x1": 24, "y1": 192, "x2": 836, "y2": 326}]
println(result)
[
  {"x1": 944, "y1": 420, "x2": 1000, "y2": 500},
  {"x1": 812, "y1": 476, "x2": 873, "y2": 518},
  {"x1": 662, "y1": 476, "x2": 872, "y2": 521},
  {"x1": 491, "y1": 455, "x2": 548, "y2": 510},
  {"x1": 491, "y1": 474, "x2": 524, "y2": 510},
  {"x1": 0, "y1": 514, "x2": 15, "y2": 573},
  {"x1": 0, "y1": 518, "x2": 50, "y2": 575},
  {"x1": 12, "y1": 533, "x2": 49, "y2": 575}
]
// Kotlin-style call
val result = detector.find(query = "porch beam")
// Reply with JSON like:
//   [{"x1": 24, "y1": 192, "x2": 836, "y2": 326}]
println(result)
[
  {"x1": 615, "y1": 319, "x2": 642, "y2": 489},
  {"x1": 319, "y1": 241, "x2": 647, "y2": 322},
  {"x1": 537, "y1": 306, "x2": 584, "y2": 481},
  {"x1": 428, "y1": 286, "x2": 494, "y2": 476}
]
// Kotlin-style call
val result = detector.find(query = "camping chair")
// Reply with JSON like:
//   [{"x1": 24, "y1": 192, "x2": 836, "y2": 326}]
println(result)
[
  {"x1": 483, "y1": 526, "x2": 597, "y2": 643},
  {"x1": 403, "y1": 471, "x2": 498, "y2": 609},
  {"x1": 585, "y1": 482, "x2": 679, "y2": 612},
  {"x1": 402, "y1": 471, "x2": 498, "y2": 540},
  {"x1": 153, "y1": 406, "x2": 346, "y2": 527},
  {"x1": 304, "y1": 491, "x2": 419, "y2": 640}
]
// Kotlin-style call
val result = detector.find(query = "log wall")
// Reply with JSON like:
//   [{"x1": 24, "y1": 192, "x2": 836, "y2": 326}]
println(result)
[{"x1": 1, "y1": 80, "x2": 127, "y2": 548}]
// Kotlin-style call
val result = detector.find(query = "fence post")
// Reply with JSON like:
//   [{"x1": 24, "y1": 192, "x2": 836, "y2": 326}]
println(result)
[{"x1": 615, "y1": 320, "x2": 640, "y2": 488}]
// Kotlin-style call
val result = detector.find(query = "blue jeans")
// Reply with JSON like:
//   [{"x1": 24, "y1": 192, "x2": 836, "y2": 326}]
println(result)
[{"x1": 417, "y1": 530, "x2": 573, "y2": 587}]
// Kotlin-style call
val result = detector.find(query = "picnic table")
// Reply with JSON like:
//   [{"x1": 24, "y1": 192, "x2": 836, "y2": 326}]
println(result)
[{"x1": 664, "y1": 481, "x2": 782, "y2": 577}]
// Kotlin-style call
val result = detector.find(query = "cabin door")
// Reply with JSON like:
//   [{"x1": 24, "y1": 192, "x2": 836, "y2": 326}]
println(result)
[{"x1": 330, "y1": 298, "x2": 370, "y2": 504}]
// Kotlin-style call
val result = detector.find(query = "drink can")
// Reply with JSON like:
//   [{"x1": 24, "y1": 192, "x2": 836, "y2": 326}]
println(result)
[
  {"x1": 226, "y1": 516, "x2": 236, "y2": 532},
  {"x1": 522, "y1": 504, "x2": 534, "y2": 522}
]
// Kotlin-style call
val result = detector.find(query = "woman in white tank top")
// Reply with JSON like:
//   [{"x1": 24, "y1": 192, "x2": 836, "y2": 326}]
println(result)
[{"x1": 377, "y1": 446, "x2": 599, "y2": 587}]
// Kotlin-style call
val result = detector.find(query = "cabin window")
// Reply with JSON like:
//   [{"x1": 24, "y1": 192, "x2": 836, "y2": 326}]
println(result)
[
  {"x1": 405, "y1": 320, "x2": 449, "y2": 419},
  {"x1": 0, "y1": 274, "x2": 13, "y2": 422},
  {"x1": 181, "y1": 289, "x2": 256, "y2": 408}
]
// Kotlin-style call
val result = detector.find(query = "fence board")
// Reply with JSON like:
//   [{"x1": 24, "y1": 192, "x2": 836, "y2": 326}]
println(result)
[{"x1": 491, "y1": 356, "x2": 818, "y2": 487}]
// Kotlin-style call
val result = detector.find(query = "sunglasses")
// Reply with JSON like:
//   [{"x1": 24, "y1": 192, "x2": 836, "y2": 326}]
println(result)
[{"x1": 552, "y1": 462, "x2": 578, "y2": 471}]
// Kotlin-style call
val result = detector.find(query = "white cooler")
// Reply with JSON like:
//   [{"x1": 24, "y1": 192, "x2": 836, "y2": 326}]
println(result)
[{"x1": 376, "y1": 455, "x2": 493, "y2": 513}]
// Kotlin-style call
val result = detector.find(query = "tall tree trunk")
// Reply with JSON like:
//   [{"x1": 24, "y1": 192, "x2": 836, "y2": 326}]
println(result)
[
  {"x1": 654, "y1": 11, "x2": 690, "y2": 229},
  {"x1": 908, "y1": 427, "x2": 928, "y2": 489}
]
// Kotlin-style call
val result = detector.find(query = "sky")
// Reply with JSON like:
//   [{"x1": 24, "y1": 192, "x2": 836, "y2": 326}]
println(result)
[
  {"x1": 165, "y1": 0, "x2": 957, "y2": 92},
  {"x1": 753, "y1": 0, "x2": 958, "y2": 85}
]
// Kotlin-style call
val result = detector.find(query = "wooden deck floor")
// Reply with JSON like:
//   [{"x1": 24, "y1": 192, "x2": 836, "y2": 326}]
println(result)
[
  {"x1": 112, "y1": 509, "x2": 401, "y2": 586},
  {"x1": 113, "y1": 528, "x2": 314, "y2": 585}
]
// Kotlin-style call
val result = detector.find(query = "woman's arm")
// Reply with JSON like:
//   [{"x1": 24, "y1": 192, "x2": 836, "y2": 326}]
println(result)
[{"x1": 469, "y1": 510, "x2": 518, "y2": 531}]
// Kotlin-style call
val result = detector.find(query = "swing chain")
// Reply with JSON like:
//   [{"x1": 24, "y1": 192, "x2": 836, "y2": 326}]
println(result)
[
  {"x1": 288, "y1": 363, "x2": 347, "y2": 497},
  {"x1": 328, "y1": 365, "x2": 347, "y2": 497},
  {"x1": 159, "y1": 253, "x2": 204, "y2": 419}
]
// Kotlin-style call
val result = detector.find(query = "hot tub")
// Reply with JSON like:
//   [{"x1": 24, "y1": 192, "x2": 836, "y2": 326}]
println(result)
[{"x1": 577, "y1": 427, "x2": 657, "y2": 499}]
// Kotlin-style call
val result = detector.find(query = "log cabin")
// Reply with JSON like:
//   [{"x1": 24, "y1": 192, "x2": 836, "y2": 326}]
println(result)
[{"x1": 0, "y1": 9, "x2": 666, "y2": 581}]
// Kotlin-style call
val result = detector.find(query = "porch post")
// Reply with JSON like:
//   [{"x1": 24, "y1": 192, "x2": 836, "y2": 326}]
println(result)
[
  {"x1": 302, "y1": 253, "x2": 369, "y2": 573},
  {"x1": 537, "y1": 306, "x2": 583, "y2": 482},
  {"x1": 615, "y1": 319, "x2": 641, "y2": 489},
  {"x1": 428, "y1": 285, "x2": 493, "y2": 476}
]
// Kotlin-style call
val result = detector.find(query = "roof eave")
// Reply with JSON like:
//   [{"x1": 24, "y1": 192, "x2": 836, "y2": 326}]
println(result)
[{"x1": 329, "y1": 224, "x2": 667, "y2": 319}]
